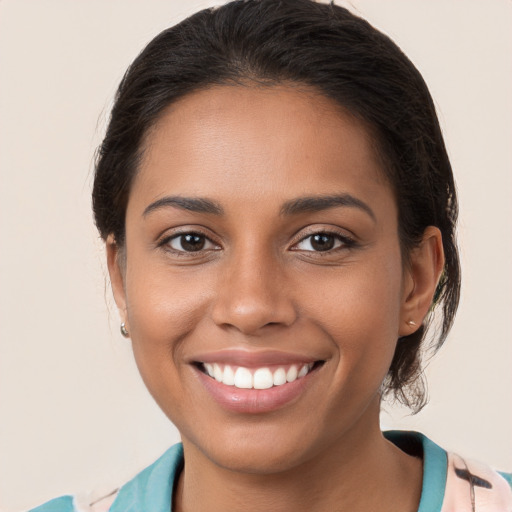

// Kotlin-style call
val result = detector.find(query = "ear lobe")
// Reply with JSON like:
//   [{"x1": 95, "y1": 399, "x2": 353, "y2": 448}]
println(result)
[
  {"x1": 106, "y1": 235, "x2": 128, "y2": 326},
  {"x1": 399, "y1": 226, "x2": 445, "y2": 336}
]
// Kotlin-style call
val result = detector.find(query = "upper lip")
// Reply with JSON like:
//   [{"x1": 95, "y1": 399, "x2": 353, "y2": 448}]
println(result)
[{"x1": 188, "y1": 349, "x2": 324, "y2": 368}]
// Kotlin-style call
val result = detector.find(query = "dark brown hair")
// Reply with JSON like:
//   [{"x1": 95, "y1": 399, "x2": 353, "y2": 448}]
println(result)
[{"x1": 93, "y1": 0, "x2": 460, "y2": 412}]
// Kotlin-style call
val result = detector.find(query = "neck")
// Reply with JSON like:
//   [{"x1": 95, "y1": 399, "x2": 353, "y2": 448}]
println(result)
[{"x1": 175, "y1": 400, "x2": 422, "y2": 512}]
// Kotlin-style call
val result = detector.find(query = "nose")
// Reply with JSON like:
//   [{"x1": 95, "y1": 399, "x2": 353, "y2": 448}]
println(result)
[{"x1": 211, "y1": 247, "x2": 297, "y2": 335}]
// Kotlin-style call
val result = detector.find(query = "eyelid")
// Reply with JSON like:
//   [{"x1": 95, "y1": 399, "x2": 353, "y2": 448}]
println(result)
[
  {"x1": 289, "y1": 227, "x2": 356, "y2": 252},
  {"x1": 170, "y1": 234, "x2": 217, "y2": 252},
  {"x1": 157, "y1": 227, "x2": 221, "y2": 254},
  {"x1": 156, "y1": 225, "x2": 356, "y2": 255}
]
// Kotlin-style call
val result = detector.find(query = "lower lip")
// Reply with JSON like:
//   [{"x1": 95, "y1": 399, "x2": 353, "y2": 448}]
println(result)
[{"x1": 194, "y1": 367, "x2": 318, "y2": 414}]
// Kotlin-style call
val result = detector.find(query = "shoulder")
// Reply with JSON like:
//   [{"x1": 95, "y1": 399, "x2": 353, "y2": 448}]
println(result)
[
  {"x1": 27, "y1": 496, "x2": 76, "y2": 512},
  {"x1": 385, "y1": 430, "x2": 512, "y2": 512},
  {"x1": 27, "y1": 492, "x2": 118, "y2": 512},
  {"x1": 26, "y1": 444, "x2": 184, "y2": 512},
  {"x1": 442, "y1": 451, "x2": 512, "y2": 512}
]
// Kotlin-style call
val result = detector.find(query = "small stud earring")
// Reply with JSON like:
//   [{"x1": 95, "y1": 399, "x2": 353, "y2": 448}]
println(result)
[
  {"x1": 407, "y1": 320, "x2": 417, "y2": 327},
  {"x1": 120, "y1": 322, "x2": 130, "y2": 338}
]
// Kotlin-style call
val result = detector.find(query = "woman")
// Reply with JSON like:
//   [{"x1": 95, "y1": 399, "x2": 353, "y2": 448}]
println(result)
[{"x1": 27, "y1": 0, "x2": 511, "y2": 511}]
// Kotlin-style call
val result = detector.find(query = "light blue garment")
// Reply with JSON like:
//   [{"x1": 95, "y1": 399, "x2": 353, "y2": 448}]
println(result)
[
  {"x1": 109, "y1": 443, "x2": 183, "y2": 512},
  {"x1": 385, "y1": 431, "x2": 447, "y2": 512},
  {"x1": 28, "y1": 431, "x2": 510, "y2": 512}
]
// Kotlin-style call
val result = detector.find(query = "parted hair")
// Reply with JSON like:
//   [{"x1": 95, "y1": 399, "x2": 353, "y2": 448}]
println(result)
[{"x1": 93, "y1": 0, "x2": 460, "y2": 412}]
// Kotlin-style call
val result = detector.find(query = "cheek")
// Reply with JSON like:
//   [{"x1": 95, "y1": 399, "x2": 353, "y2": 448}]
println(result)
[
  {"x1": 305, "y1": 251, "x2": 404, "y2": 388},
  {"x1": 125, "y1": 241, "x2": 214, "y2": 329},
  {"x1": 303, "y1": 252, "x2": 403, "y2": 339},
  {"x1": 123, "y1": 258, "x2": 213, "y2": 390}
]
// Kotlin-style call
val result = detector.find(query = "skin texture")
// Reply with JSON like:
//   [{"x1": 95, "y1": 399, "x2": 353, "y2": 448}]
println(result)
[{"x1": 108, "y1": 85, "x2": 444, "y2": 512}]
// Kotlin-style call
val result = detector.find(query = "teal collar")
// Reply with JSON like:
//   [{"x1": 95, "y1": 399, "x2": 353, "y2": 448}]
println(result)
[
  {"x1": 111, "y1": 431, "x2": 447, "y2": 512},
  {"x1": 110, "y1": 443, "x2": 183, "y2": 512},
  {"x1": 385, "y1": 430, "x2": 447, "y2": 512}
]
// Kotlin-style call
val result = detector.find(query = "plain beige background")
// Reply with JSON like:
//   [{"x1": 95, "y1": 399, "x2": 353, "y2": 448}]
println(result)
[{"x1": 0, "y1": 1, "x2": 511, "y2": 510}]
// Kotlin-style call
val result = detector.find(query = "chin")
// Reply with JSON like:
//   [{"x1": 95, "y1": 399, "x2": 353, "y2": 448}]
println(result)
[
  {"x1": 209, "y1": 444, "x2": 309, "y2": 475},
  {"x1": 184, "y1": 421, "x2": 320, "y2": 475}
]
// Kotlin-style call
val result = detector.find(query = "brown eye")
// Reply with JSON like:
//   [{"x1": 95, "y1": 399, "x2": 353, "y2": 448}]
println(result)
[
  {"x1": 168, "y1": 233, "x2": 215, "y2": 252},
  {"x1": 293, "y1": 232, "x2": 353, "y2": 252},
  {"x1": 310, "y1": 234, "x2": 335, "y2": 251}
]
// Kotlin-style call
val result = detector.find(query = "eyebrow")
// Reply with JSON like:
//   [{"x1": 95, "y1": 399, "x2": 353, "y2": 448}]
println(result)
[
  {"x1": 142, "y1": 193, "x2": 375, "y2": 222},
  {"x1": 280, "y1": 194, "x2": 376, "y2": 221},
  {"x1": 143, "y1": 196, "x2": 224, "y2": 217}
]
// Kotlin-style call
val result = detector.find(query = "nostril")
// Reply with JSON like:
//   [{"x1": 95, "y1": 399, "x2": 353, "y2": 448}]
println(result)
[{"x1": 210, "y1": 277, "x2": 298, "y2": 334}]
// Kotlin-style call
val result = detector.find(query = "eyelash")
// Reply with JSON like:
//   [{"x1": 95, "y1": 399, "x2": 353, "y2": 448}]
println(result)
[
  {"x1": 158, "y1": 231, "x2": 220, "y2": 256},
  {"x1": 158, "y1": 229, "x2": 356, "y2": 256},
  {"x1": 291, "y1": 230, "x2": 356, "y2": 253}
]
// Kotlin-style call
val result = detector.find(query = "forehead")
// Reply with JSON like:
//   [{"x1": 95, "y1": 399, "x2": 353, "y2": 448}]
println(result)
[{"x1": 132, "y1": 84, "x2": 392, "y2": 214}]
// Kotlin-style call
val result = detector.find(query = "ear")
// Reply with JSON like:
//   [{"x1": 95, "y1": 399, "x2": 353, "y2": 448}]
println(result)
[
  {"x1": 399, "y1": 226, "x2": 445, "y2": 336},
  {"x1": 106, "y1": 235, "x2": 129, "y2": 330}
]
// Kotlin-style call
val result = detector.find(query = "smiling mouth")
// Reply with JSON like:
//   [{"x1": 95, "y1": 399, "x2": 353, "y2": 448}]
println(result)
[{"x1": 196, "y1": 361, "x2": 324, "y2": 390}]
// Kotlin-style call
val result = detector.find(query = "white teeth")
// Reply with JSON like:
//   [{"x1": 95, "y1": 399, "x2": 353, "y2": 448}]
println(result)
[
  {"x1": 213, "y1": 363, "x2": 223, "y2": 382},
  {"x1": 234, "y1": 367, "x2": 253, "y2": 389},
  {"x1": 286, "y1": 365, "x2": 298, "y2": 382},
  {"x1": 223, "y1": 365, "x2": 235, "y2": 386},
  {"x1": 298, "y1": 364, "x2": 309, "y2": 378},
  {"x1": 273, "y1": 367, "x2": 287, "y2": 386},
  {"x1": 202, "y1": 362, "x2": 316, "y2": 388},
  {"x1": 253, "y1": 368, "x2": 273, "y2": 389},
  {"x1": 204, "y1": 363, "x2": 214, "y2": 377}
]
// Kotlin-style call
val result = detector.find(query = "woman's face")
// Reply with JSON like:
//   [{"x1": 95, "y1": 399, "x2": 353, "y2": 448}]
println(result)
[{"x1": 109, "y1": 85, "x2": 420, "y2": 473}]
